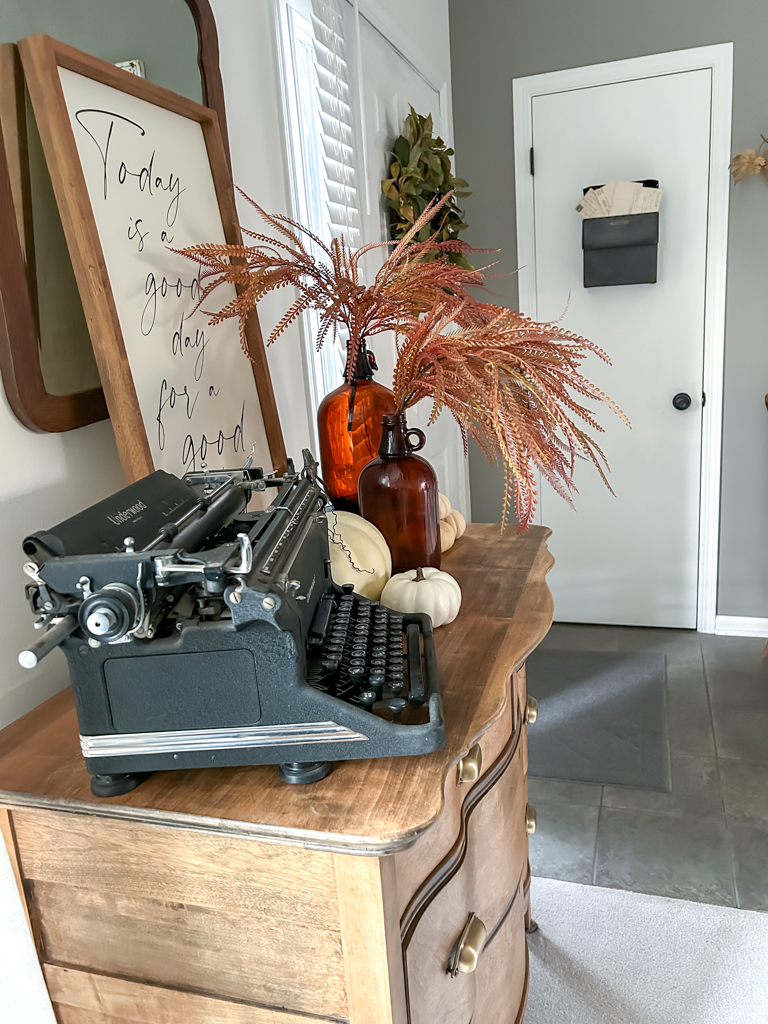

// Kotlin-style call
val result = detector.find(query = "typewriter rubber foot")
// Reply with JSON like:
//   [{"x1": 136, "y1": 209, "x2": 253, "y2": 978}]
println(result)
[
  {"x1": 90, "y1": 772, "x2": 146, "y2": 797},
  {"x1": 278, "y1": 761, "x2": 331, "y2": 785}
]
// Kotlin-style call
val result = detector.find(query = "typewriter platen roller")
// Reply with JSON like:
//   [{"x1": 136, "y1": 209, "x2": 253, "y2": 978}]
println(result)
[{"x1": 19, "y1": 452, "x2": 445, "y2": 795}]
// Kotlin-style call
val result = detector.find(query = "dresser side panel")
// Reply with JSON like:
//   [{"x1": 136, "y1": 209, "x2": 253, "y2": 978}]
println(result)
[
  {"x1": 15, "y1": 809, "x2": 347, "y2": 1018},
  {"x1": 45, "y1": 963, "x2": 346, "y2": 1024}
]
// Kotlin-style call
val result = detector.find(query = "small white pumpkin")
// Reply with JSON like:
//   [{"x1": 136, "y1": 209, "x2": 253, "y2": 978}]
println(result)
[
  {"x1": 438, "y1": 492, "x2": 452, "y2": 520},
  {"x1": 440, "y1": 518, "x2": 456, "y2": 552},
  {"x1": 445, "y1": 509, "x2": 466, "y2": 539},
  {"x1": 326, "y1": 510, "x2": 392, "y2": 600},
  {"x1": 380, "y1": 567, "x2": 462, "y2": 627}
]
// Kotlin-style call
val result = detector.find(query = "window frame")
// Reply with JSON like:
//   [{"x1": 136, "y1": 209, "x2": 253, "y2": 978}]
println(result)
[{"x1": 275, "y1": 0, "x2": 365, "y2": 436}]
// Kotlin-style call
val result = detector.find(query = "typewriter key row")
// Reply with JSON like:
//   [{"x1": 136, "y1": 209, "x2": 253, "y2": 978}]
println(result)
[{"x1": 307, "y1": 590, "x2": 417, "y2": 715}]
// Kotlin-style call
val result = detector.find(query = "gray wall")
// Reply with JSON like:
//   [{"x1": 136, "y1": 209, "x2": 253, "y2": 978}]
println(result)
[
  {"x1": 449, "y1": 0, "x2": 768, "y2": 618},
  {"x1": 0, "y1": 0, "x2": 201, "y2": 99}
]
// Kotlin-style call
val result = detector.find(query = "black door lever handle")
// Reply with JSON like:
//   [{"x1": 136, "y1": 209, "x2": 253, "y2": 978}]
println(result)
[{"x1": 673, "y1": 393, "x2": 692, "y2": 411}]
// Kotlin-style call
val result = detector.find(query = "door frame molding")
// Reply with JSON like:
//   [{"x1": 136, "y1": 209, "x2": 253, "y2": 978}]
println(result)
[{"x1": 512, "y1": 44, "x2": 733, "y2": 633}]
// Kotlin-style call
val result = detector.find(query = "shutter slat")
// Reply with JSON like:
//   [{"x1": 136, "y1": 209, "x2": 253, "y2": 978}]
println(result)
[
  {"x1": 318, "y1": 115, "x2": 355, "y2": 150},
  {"x1": 310, "y1": 0, "x2": 361, "y2": 248},
  {"x1": 325, "y1": 180, "x2": 358, "y2": 205},
  {"x1": 320, "y1": 137, "x2": 355, "y2": 169}
]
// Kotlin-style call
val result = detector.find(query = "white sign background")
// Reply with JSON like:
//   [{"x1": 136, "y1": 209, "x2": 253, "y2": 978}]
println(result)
[{"x1": 58, "y1": 68, "x2": 272, "y2": 477}]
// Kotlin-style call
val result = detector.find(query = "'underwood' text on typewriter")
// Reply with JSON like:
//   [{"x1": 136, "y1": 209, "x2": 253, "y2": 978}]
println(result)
[{"x1": 19, "y1": 451, "x2": 444, "y2": 795}]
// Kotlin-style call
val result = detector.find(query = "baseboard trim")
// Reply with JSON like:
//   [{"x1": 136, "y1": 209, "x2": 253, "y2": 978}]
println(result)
[{"x1": 714, "y1": 615, "x2": 768, "y2": 638}]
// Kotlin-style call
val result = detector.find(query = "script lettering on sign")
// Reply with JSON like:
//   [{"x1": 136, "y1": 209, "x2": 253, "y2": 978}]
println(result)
[{"x1": 58, "y1": 69, "x2": 271, "y2": 476}]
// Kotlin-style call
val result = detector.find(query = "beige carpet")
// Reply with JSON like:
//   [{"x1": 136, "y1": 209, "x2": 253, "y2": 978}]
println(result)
[{"x1": 525, "y1": 877, "x2": 768, "y2": 1023}]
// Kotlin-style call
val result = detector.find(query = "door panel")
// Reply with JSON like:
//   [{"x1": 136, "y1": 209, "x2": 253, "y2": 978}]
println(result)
[
  {"x1": 356, "y1": 16, "x2": 471, "y2": 518},
  {"x1": 530, "y1": 69, "x2": 712, "y2": 626}
]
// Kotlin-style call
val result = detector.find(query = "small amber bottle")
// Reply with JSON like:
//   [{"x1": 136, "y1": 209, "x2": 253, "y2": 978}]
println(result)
[
  {"x1": 358, "y1": 412, "x2": 441, "y2": 573},
  {"x1": 317, "y1": 342, "x2": 397, "y2": 513}
]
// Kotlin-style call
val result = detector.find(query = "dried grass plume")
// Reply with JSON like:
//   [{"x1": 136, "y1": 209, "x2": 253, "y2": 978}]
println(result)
[{"x1": 178, "y1": 193, "x2": 627, "y2": 530}]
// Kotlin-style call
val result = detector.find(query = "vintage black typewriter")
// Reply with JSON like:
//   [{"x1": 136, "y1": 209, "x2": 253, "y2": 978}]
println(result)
[{"x1": 18, "y1": 452, "x2": 444, "y2": 795}]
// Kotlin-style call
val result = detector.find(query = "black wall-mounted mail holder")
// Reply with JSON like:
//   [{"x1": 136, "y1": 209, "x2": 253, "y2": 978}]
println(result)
[{"x1": 582, "y1": 180, "x2": 659, "y2": 288}]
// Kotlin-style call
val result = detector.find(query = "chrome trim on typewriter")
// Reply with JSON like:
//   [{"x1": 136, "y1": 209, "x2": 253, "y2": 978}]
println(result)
[{"x1": 81, "y1": 721, "x2": 370, "y2": 758}]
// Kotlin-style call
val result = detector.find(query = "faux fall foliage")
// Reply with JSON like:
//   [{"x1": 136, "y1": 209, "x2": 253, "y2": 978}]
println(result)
[
  {"x1": 730, "y1": 137, "x2": 768, "y2": 183},
  {"x1": 391, "y1": 301, "x2": 628, "y2": 531},
  {"x1": 180, "y1": 188, "x2": 485, "y2": 385},
  {"x1": 179, "y1": 193, "x2": 626, "y2": 531}
]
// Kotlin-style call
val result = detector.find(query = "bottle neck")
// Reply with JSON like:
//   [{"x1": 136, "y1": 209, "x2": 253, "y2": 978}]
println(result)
[
  {"x1": 378, "y1": 413, "x2": 409, "y2": 457},
  {"x1": 350, "y1": 340, "x2": 375, "y2": 381}
]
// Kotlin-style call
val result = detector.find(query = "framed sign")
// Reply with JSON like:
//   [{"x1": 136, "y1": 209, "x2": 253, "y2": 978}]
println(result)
[{"x1": 18, "y1": 33, "x2": 286, "y2": 480}]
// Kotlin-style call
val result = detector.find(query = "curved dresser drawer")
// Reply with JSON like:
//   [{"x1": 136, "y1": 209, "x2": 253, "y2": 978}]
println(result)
[
  {"x1": 402, "y1": 722, "x2": 529, "y2": 1024},
  {"x1": 394, "y1": 675, "x2": 519, "y2": 921},
  {"x1": 471, "y1": 886, "x2": 528, "y2": 1024}
]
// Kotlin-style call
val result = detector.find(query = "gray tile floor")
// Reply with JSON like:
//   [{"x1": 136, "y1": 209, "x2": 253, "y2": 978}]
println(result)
[{"x1": 527, "y1": 623, "x2": 768, "y2": 909}]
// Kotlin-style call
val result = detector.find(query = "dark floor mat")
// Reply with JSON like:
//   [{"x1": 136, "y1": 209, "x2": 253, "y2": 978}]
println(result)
[{"x1": 526, "y1": 649, "x2": 671, "y2": 790}]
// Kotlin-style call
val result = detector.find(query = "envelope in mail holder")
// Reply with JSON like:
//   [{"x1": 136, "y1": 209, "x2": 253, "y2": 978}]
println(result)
[{"x1": 582, "y1": 210, "x2": 659, "y2": 288}]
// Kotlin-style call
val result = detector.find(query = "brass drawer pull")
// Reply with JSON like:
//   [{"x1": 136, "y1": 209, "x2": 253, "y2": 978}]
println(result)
[
  {"x1": 457, "y1": 743, "x2": 483, "y2": 786},
  {"x1": 526, "y1": 695, "x2": 538, "y2": 724},
  {"x1": 448, "y1": 912, "x2": 487, "y2": 977},
  {"x1": 525, "y1": 804, "x2": 537, "y2": 835}
]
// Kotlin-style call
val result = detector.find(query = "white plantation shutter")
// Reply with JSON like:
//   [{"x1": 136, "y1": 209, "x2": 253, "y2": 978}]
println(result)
[
  {"x1": 310, "y1": 0, "x2": 362, "y2": 246},
  {"x1": 278, "y1": 0, "x2": 365, "y2": 407}
]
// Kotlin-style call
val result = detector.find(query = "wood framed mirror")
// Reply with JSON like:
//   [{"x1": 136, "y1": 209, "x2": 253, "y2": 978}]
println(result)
[
  {"x1": 0, "y1": 0, "x2": 283, "y2": 465},
  {"x1": 18, "y1": 32, "x2": 283, "y2": 481}
]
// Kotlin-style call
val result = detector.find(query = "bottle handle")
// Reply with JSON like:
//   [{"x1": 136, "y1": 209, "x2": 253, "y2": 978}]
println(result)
[{"x1": 406, "y1": 427, "x2": 426, "y2": 452}]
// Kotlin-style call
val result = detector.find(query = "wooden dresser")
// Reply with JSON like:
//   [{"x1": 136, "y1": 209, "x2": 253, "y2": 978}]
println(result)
[{"x1": 0, "y1": 524, "x2": 553, "y2": 1024}]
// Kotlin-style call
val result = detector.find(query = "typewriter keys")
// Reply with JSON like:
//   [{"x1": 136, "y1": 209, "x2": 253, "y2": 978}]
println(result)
[{"x1": 307, "y1": 589, "x2": 427, "y2": 714}]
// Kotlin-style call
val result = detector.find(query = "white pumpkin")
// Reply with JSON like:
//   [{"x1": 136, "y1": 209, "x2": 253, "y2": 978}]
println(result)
[
  {"x1": 438, "y1": 492, "x2": 452, "y2": 520},
  {"x1": 445, "y1": 509, "x2": 466, "y2": 539},
  {"x1": 440, "y1": 518, "x2": 456, "y2": 552},
  {"x1": 380, "y1": 567, "x2": 462, "y2": 627},
  {"x1": 325, "y1": 510, "x2": 392, "y2": 600}
]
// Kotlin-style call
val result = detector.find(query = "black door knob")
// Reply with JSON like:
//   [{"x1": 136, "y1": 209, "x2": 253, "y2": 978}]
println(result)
[{"x1": 673, "y1": 393, "x2": 692, "y2": 411}]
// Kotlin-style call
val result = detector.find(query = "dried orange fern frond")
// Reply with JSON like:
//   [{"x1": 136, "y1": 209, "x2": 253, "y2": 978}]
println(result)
[
  {"x1": 391, "y1": 302, "x2": 629, "y2": 531},
  {"x1": 177, "y1": 191, "x2": 496, "y2": 383},
  {"x1": 178, "y1": 194, "x2": 626, "y2": 530}
]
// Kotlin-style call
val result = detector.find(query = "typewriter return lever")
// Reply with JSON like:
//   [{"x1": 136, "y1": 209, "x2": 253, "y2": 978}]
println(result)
[{"x1": 18, "y1": 613, "x2": 78, "y2": 668}]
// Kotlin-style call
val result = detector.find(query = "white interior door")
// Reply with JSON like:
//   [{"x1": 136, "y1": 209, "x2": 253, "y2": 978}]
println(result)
[
  {"x1": 524, "y1": 68, "x2": 714, "y2": 628},
  {"x1": 355, "y1": 16, "x2": 471, "y2": 518}
]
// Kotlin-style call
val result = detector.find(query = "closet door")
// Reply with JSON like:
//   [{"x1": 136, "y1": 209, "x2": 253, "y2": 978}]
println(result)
[{"x1": 515, "y1": 55, "x2": 725, "y2": 627}]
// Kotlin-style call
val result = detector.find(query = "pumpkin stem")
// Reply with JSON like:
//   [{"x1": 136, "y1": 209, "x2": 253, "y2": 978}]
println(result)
[{"x1": 415, "y1": 567, "x2": 425, "y2": 582}]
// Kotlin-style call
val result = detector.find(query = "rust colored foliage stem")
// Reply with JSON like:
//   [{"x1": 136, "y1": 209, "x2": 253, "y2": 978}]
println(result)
[
  {"x1": 178, "y1": 190, "x2": 489, "y2": 384},
  {"x1": 178, "y1": 192, "x2": 627, "y2": 531},
  {"x1": 392, "y1": 303, "x2": 629, "y2": 531}
]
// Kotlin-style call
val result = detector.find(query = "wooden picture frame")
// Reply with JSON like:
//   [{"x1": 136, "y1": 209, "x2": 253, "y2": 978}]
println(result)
[{"x1": 17, "y1": 32, "x2": 286, "y2": 481}]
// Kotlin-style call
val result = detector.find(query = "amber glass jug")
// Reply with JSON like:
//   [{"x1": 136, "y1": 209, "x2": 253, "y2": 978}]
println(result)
[
  {"x1": 358, "y1": 412, "x2": 441, "y2": 573},
  {"x1": 317, "y1": 342, "x2": 397, "y2": 513}
]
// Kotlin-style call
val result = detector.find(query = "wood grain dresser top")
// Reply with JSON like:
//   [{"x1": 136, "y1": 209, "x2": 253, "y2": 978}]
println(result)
[{"x1": 0, "y1": 525, "x2": 553, "y2": 853}]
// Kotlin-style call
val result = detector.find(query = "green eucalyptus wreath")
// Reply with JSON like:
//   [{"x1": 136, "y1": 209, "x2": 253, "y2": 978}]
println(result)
[{"x1": 382, "y1": 106, "x2": 472, "y2": 268}]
